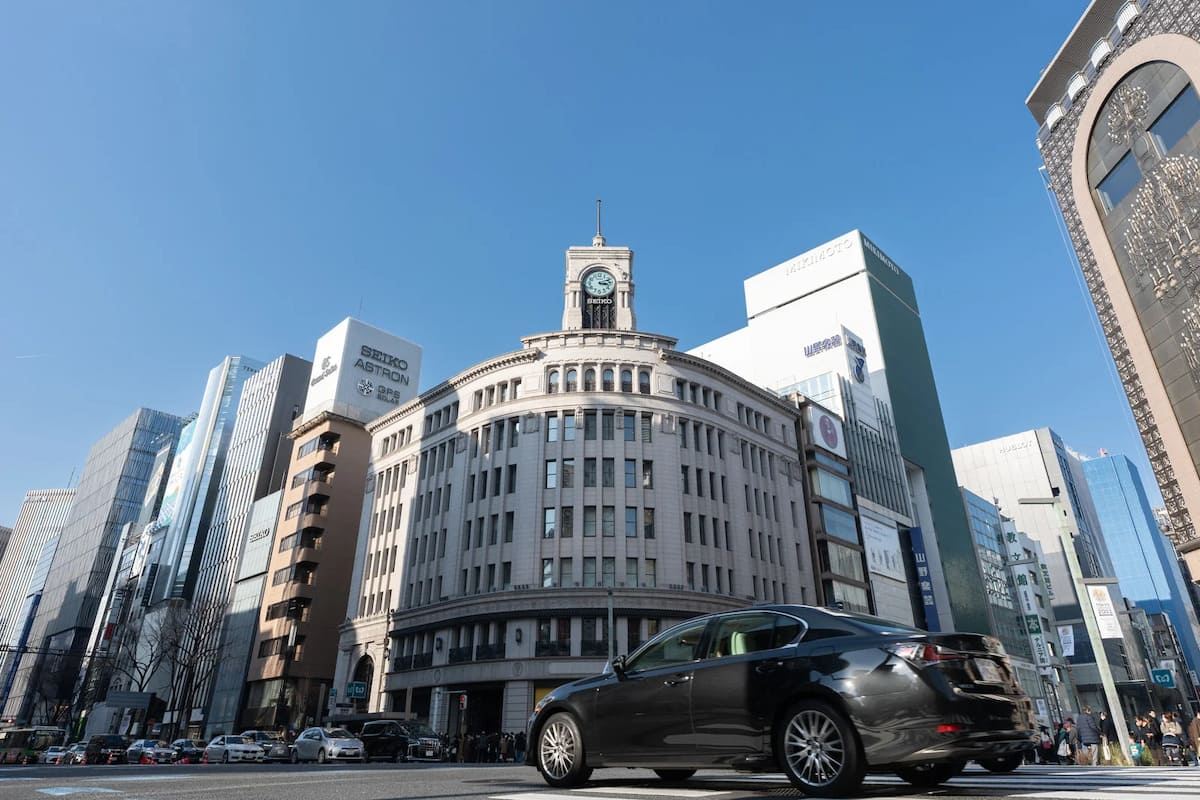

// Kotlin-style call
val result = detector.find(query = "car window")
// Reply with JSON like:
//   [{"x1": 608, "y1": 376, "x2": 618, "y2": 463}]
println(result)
[
  {"x1": 626, "y1": 619, "x2": 709, "y2": 671},
  {"x1": 709, "y1": 612, "x2": 801, "y2": 658},
  {"x1": 326, "y1": 728, "x2": 353, "y2": 738}
]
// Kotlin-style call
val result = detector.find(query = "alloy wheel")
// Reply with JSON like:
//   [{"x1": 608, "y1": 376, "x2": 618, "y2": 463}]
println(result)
[
  {"x1": 539, "y1": 719, "x2": 576, "y2": 780},
  {"x1": 783, "y1": 708, "x2": 846, "y2": 788}
]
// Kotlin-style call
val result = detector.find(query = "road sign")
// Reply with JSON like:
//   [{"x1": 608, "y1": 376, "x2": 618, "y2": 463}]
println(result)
[
  {"x1": 1151, "y1": 668, "x2": 1176, "y2": 688},
  {"x1": 459, "y1": 693, "x2": 468, "y2": 710},
  {"x1": 329, "y1": 688, "x2": 337, "y2": 703},
  {"x1": 347, "y1": 681, "x2": 368, "y2": 699}
]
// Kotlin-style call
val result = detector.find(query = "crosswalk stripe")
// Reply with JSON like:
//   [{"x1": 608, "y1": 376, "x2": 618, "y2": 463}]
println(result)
[{"x1": 576, "y1": 788, "x2": 727, "y2": 797}]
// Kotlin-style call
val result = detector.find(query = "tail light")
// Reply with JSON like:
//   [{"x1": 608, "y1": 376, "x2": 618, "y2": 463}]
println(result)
[{"x1": 888, "y1": 643, "x2": 969, "y2": 664}]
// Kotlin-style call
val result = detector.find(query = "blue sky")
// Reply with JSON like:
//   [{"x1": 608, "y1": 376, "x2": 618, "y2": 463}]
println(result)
[{"x1": 2, "y1": 1, "x2": 1151, "y2": 526}]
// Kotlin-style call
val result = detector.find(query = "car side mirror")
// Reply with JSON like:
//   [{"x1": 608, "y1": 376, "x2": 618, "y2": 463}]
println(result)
[{"x1": 611, "y1": 654, "x2": 627, "y2": 679}]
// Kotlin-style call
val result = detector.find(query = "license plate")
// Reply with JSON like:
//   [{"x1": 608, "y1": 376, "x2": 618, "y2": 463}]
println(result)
[
  {"x1": 425, "y1": 749, "x2": 434, "y2": 757},
  {"x1": 975, "y1": 658, "x2": 1003, "y2": 683}
]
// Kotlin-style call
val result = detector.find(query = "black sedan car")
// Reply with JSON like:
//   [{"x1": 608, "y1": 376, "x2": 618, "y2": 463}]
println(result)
[
  {"x1": 526, "y1": 605, "x2": 1037, "y2": 797},
  {"x1": 170, "y1": 739, "x2": 205, "y2": 763}
]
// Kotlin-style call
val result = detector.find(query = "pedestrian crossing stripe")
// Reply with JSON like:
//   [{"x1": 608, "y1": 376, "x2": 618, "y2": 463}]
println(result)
[{"x1": 577, "y1": 788, "x2": 729, "y2": 797}]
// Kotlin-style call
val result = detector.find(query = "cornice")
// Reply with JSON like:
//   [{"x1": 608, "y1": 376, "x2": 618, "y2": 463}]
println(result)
[
  {"x1": 369, "y1": 348, "x2": 542, "y2": 433},
  {"x1": 288, "y1": 409, "x2": 365, "y2": 440},
  {"x1": 663, "y1": 349, "x2": 802, "y2": 419}
]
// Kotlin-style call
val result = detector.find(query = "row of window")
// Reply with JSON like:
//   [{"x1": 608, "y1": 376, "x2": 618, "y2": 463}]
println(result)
[
  {"x1": 380, "y1": 424, "x2": 415, "y2": 457},
  {"x1": 470, "y1": 417, "x2": 521, "y2": 458},
  {"x1": 546, "y1": 410, "x2": 653, "y2": 443},
  {"x1": 545, "y1": 458, "x2": 653, "y2": 490},
  {"x1": 547, "y1": 366, "x2": 651, "y2": 394},
  {"x1": 424, "y1": 402, "x2": 460, "y2": 436},
  {"x1": 678, "y1": 418, "x2": 726, "y2": 458},
  {"x1": 735, "y1": 401, "x2": 774, "y2": 437},
  {"x1": 472, "y1": 378, "x2": 523, "y2": 411},
  {"x1": 258, "y1": 634, "x2": 305, "y2": 659},
  {"x1": 542, "y1": 505, "x2": 655, "y2": 538},
  {"x1": 419, "y1": 438, "x2": 459, "y2": 480},
  {"x1": 674, "y1": 379, "x2": 723, "y2": 410}
]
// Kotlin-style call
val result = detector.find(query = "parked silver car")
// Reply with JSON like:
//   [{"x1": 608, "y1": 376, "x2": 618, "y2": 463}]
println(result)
[
  {"x1": 204, "y1": 735, "x2": 264, "y2": 763},
  {"x1": 290, "y1": 728, "x2": 365, "y2": 763},
  {"x1": 240, "y1": 730, "x2": 291, "y2": 762},
  {"x1": 38, "y1": 746, "x2": 68, "y2": 764},
  {"x1": 126, "y1": 739, "x2": 175, "y2": 764}
]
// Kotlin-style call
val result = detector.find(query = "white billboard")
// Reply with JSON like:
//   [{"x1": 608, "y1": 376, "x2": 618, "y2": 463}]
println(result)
[
  {"x1": 860, "y1": 515, "x2": 906, "y2": 582},
  {"x1": 305, "y1": 317, "x2": 423, "y2": 424},
  {"x1": 805, "y1": 405, "x2": 847, "y2": 459}
]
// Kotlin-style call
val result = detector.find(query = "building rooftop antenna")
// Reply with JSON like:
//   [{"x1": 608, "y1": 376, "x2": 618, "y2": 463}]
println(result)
[{"x1": 592, "y1": 199, "x2": 605, "y2": 247}]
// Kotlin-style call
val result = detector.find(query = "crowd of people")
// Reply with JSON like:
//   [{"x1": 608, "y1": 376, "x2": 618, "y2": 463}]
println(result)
[
  {"x1": 1032, "y1": 706, "x2": 1199, "y2": 766},
  {"x1": 452, "y1": 731, "x2": 526, "y2": 764}
]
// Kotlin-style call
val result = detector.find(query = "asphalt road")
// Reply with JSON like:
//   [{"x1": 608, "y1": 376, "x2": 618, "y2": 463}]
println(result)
[{"x1": 1, "y1": 761, "x2": 1198, "y2": 800}]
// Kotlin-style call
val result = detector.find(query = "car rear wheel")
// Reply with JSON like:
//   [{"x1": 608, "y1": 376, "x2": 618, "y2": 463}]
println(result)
[
  {"x1": 317, "y1": 749, "x2": 327, "y2": 764},
  {"x1": 894, "y1": 760, "x2": 966, "y2": 787},
  {"x1": 777, "y1": 698, "x2": 864, "y2": 798},
  {"x1": 653, "y1": 769, "x2": 696, "y2": 782},
  {"x1": 978, "y1": 754, "x2": 1023, "y2": 773},
  {"x1": 536, "y1": 712, "x2": 592, "y2": 788}
]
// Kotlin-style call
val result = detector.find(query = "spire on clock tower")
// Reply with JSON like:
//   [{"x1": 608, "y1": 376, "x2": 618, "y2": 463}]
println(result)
[
  {"x1": 562, "y1": 204, "x2": 636, "y2": 331},
  {"x1": 593, "y1": 199, "x2": 605, "y2": 247}
]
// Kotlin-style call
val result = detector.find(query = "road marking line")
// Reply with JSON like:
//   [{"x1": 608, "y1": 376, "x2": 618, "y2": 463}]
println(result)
[
  {"x1": 37, "y1": 790, "x2": 122, "y2": 797},
  {"x1": 576, "y1": 789, "x2": 728, "y2": 797}
]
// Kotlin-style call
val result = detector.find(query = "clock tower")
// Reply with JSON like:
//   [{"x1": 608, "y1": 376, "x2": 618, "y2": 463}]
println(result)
[{"x1": 562, "y1": 202, "x2": 636, "y2": 331}]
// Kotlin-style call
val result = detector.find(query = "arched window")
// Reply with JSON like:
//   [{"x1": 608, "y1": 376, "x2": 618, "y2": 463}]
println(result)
[
  {"x1": 584, "y1": 369, "x2": 596, "y2": 391},
  {"x1": 621, "y1": 369, "x2": 633, "y2": 392},
  {"x1": 352, "y1": 655, "x2": 374, "y2": 711},
  {"x1": 638, "y1": 370, "x2": 651, "y2": 395},
  {"x1": 602, "y1": 369, "x2": 614, "y2": 391},
  {"x1": 548, "y1": 370, "x2": 560, "y2": 394},
  {"x1": 565, "y1": 369, "x2": 578, "y2": 392}
]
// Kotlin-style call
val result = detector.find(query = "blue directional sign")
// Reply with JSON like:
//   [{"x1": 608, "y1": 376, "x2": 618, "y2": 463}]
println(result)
[
  {"x1": 347, "y1": 681, "x2": 368, "y2": 699},
  {"x1": 1151, "y1": 668, "x2": 1176, "y2": 688}
]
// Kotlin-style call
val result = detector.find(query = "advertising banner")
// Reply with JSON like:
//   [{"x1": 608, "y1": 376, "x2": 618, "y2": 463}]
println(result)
[
  {"x1": 860, "y1": 516, "x2": 905, "y2": 582},
  {"x1": 1058, "y1": 624, "x2": 1075, "y2": 657},
  {"x1": 157, "y1": 419, "x2": 196, "y2": 528},
  {"x1": 1088, "y1": 585, "x2": 1123, "y2": 639}
]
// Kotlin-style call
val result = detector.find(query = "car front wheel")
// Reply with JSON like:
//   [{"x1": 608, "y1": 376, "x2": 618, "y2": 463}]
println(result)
[
  {"x1": 317, "y1": 749, "x2": 327, "y2": 764},
  {"x1": 895, "y1": 760, "x2": 966, "y2": 787},
  {"x1": 536, "y1": 712, "x2": 592, "y2": 788},
  {"x1": 777, "y1": 699, "x2": 864, "y2": 798}
]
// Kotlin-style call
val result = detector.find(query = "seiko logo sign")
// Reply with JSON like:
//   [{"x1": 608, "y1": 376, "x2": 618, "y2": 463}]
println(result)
[
  {"x1": 785, "y1": 237, "x2": 854, "y2": 277},
  {"x1": 354, "y1": 345, "x2": 411, "y2": 386},
  {"x1": 586, "y1": 297, "x2": 614, "y2": 305}
]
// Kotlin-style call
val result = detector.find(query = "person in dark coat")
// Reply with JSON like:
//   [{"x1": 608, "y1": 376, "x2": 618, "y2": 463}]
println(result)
[
  {"x1": 1076, "y1": 707, "x2": 1102, "y2": 765},
  {"x1": 1099, "y1": 710, "x2": 1119, "y2": 763}
]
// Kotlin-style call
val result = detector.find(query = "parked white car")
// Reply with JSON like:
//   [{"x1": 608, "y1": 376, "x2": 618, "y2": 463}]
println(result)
[
  {"x1": 204, "y1": 735, "x2": 264, "y2": 763},
  {"x1": 290, "y1": 728, "x2": 365, "y2": 763}
]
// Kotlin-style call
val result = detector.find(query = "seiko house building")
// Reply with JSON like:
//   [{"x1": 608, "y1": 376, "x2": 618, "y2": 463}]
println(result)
[{"x1": 334, "y1": 230, "x2": 814, "y2": 735}]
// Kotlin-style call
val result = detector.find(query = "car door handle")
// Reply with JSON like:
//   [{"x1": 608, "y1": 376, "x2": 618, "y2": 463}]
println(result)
[
  {"x1": 664, "y1": 674, "x2": 693, "y2": 686},
  {"x1": 755, "y1": 659, "x2": 784, "y2": 674}
]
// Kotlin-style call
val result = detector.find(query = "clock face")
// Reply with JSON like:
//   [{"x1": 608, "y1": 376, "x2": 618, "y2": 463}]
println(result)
[{"x1": 583, "y1": 270, "x2": 615, "y2": 297}]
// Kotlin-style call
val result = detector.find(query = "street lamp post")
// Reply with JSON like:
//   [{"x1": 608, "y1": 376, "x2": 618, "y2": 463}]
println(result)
[{"x1": 1019, "y1": 496, "x2": 1133, "y2": 760}]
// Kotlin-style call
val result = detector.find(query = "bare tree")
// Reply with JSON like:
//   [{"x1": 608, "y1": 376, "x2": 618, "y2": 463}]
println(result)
[{"x1": 159, "y1": 599, "x2": 230, "y2": 740}]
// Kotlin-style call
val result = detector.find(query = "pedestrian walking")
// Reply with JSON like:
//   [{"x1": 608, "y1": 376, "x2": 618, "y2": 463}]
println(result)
[
  {"x1": 1076, "y1": 707, "x2": 1102, "y2": 765},
  {"x1": 1099, "y1": 710, "x2": 1119, "y2": 764}
]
